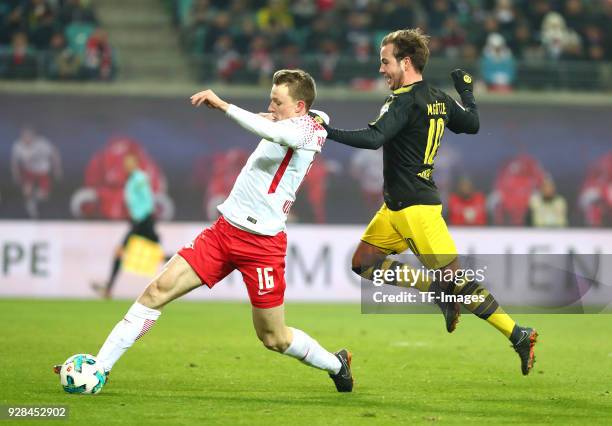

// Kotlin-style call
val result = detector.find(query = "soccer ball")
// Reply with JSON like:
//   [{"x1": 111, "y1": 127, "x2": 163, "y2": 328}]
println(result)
[{"x1": 59, "y1": 354, "x2": 106, "y2": 395}]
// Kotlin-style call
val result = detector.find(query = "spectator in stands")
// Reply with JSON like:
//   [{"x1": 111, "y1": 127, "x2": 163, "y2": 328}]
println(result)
[
  {"x1": 563, "y1": 0, "x2": 589, "y2": 38},
  {"x1": 84, "y1": 28, "x2": 113, "y2": 80},
  {"x1": 0, "y1": 3, "x2": 25, "y2": 46},
  {"x1": 10, "y1": 126, "x2": 63, "y2": 218},
  {"x1": 509, "y1": 20, "x2": 544, "y2": 60},
  {"x1": 579, "y1": 152, "x2": 612, "y2": 227},
  {"x1": 541, "y1": 11, "x2": 582, "y2": 60},
  {"x1": 317, "y1": 39, "x2": 340, "y2": 83},
  {"x1": 582, "y1": 22, "x2": 606, "y2": 62},
  {"x1": 45, "y1": 31, "x2": 81, "y2": 79},
  {"x1": 525, "y1": 0, "x2": 554, "y2": 35},
  {"x1": 290, "y1": 0, "x2": 317, "y2": 28},
  {"x1": 25, "y1": 0, "x2": 56, "y2": 50},
  {"x1": 256, "y1": 0, "x2": 293, "y2": 33},
  {"x1": 1, "y1": 32, "x2": 38, "y2": 79},
  {"x1": 214, "y1": 34, "x2": 241, "y2": 81},
  {"x1": 233, "y1": 17, "x2": 258, "y2": 55},
  {"x1": 186, "y1": 0, "x2": 215, "y2": 30},
  {"x1": 527, "y1": 176, "x2": 568, "y2": 227},
  {"x1": 480, "y1": 32, "x2": 516, "y2": 92},
  {"x1": 448, "y1": 176, "x2": 487, "y2": 226},
  {"x1": 439, "y1": 16, "x2": 466, "y2": 58},
  {"x1": 305, "y1": 16, "x2": 338, "y2": 53},
  {"x1": 204, "y1": 11, "x2": 231, "y2": 53},
  {"x1": 278, "y1": 42, "x2": 302, "y2": 69},
  {"x1": 247, "y1": 35, "x2": 273, "y2": 84},
  {"x1": 493, "y1": 0, "x2": 518, "y2": 43},
  {"x1": 345, "y1": 12, "x2": 371, "y2": 62},
  {"x1": 425, "y1": 0, "x2": 454, "y2": 37},
  {"x1": 489, "y1": 154, "x2": 546, "y2": 226}
]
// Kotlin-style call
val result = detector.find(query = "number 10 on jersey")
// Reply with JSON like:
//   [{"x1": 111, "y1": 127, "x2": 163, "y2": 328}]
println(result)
[{"x1": 256, "y1": 267, "x2": 274, "y2": 290}]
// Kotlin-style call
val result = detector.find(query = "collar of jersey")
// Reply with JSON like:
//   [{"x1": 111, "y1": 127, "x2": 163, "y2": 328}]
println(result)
[{"x1": 392, "y1": 80, "x2": 423, "y2": 95}]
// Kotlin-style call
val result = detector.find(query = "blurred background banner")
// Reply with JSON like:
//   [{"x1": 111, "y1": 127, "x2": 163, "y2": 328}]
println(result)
[
  {"x1": 1, "y1": 93, "x2": 610, "y2": 226},
  {"x1": 1, "y1": 221, "x2": 610, "y2": 304}
]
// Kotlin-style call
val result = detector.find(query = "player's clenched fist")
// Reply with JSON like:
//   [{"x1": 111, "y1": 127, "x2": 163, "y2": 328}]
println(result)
[
  {"x1": 190, "y1": 89, "x2": 229, "y2": 112},
  {"x1": 450, "y1": 69, "x2": 473, "y2": 94}
]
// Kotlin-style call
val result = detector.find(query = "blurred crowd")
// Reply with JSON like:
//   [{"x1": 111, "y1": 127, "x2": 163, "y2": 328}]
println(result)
[
  {"x1": 169, "y1": 0, "x2": 612, "y2": 87},
  {"x1": 0, "y1": 0, "x2": 115, "y2": 80}
]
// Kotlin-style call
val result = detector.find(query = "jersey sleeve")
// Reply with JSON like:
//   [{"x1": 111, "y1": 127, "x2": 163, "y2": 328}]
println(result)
[
  {"x1": 446, "y1": 92, "x2": 479, "y2": 134},
  {"x1": 226, "y1": 104, "x2": 315, "y2": 150},
  {"x1": 324, "y1": 95, "x2": 411, "y2": 150}
]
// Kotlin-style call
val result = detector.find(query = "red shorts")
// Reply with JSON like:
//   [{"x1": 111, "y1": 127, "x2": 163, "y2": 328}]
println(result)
[
  {"x1": 178, "y1": 216, "x2": 287, "y2": 309},
  {"x1": 21, "y1": 171, "x2": 51, "y2": 195}
]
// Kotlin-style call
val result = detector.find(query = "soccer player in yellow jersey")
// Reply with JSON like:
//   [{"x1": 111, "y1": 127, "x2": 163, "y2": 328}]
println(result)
[{"x1": 321, "y1": 29, "x2": 538, "y2": 375}]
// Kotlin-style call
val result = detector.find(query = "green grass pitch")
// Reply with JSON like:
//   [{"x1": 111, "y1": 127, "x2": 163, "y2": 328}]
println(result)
[{"x1": 1, "y1": 299, "x2": 612, "y2": 425}]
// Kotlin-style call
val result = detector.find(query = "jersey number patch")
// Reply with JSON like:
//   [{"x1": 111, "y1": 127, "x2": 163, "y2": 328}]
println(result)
[
  {"x1": 419, "y1": 118, "x2": 445, "y2": 180},
  {"x1": 257, "y1": 267, "x2": 275, "y2": 290}
]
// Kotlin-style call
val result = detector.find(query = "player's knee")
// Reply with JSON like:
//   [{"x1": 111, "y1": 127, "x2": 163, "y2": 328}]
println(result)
[
  {"x1": 140, "y1": 278, "x2": 169, "y2": 308},
  {"x1": 259, "y1": 332, "x2": 290, "y2": 353},
  {"x1": 351, "y1": 252, "x2": 364, "y2": 275}
]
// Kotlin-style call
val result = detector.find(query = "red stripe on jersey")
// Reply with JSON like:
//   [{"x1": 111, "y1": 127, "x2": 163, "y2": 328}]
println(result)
[{"x1": 268, "y1": 148, "x2": 294, "y2": 194}]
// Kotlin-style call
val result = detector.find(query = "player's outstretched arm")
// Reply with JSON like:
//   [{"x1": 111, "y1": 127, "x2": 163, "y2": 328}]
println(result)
[
  {"x1": 320, "y1": 94, "x2": 408, "y2": 150},
  {"x1": 190, "y1": 89, "x2": 305, "y2": 149},
  {"x1": 448, "y1": 69, "x2": 479, "y2": 134}
]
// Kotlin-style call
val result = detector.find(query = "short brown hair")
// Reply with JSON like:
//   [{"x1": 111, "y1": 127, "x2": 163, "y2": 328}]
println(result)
[
  {"x1": 272, "y1": 69, "x2": 316, "y2": 109},
  {"x1": 381, "y1": 28, "x2": 430, "y2": 74}
]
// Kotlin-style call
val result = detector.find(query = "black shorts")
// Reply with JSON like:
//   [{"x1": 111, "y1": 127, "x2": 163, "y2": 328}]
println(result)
[{"x1": 122, "y1": 214, "x2": 160, "y2": 246}]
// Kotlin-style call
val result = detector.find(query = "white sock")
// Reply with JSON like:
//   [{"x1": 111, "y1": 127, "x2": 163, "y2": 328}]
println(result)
[
  {"x1": 97, "y1": 302, "x2": 161, "y2": 372},
  {"x1": 283, "y1": 328, "x2": 341, "y2": 374}
]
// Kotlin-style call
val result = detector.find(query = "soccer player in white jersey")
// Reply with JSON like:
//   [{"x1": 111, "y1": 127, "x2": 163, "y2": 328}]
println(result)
[
  {"x1": 55, "y1": 69, "x2": 353, "y2": 392},
  {"x1": 11, "y1": 127, "x2": 63, "y2": 218}
]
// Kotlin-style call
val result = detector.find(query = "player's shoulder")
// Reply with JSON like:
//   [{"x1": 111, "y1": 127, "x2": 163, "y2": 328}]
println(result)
[
  {"x1": 389, "y1": 84, "x2": 422, "y2": 108},
  {"x1": 288, "y1": 111, "x2": 329, "y2": 132},
  {"x1": 308, "y1": 109, "x2": 330, "y2": 125}
]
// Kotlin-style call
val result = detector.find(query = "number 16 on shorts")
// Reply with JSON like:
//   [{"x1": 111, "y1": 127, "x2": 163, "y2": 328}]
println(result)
[{"x1": 257, "y1": 267, "x2": 274, "y2": 291}]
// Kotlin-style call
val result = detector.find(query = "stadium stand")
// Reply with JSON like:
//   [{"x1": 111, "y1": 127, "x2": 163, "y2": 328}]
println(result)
[
  {"x1": 2, "y1": 0, "x2": 611, "y2": 88},
  {"x1": 166, "y1": 0, "x2": 612, "y2": 89},
  {"x1": 0, "y1": 0, "x2": 117, "y2": 80}
]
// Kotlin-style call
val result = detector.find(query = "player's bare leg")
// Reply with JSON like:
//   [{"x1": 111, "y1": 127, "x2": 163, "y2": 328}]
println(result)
[
  {"x1": 252, "y1": 305, "x2": 353, "y2": 392},
  {"x1": 137, "y1": 255, "x2": 201, "y2": 309},
  {"x1": 93, "y1": 255, "x2": 202, "y2": 373}
]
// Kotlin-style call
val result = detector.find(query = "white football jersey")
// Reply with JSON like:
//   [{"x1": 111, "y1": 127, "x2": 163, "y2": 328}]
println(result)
[
  {"x1": 11, "y1": 137, "x2": 56, "y2": 174},
  {"x1": 218, "y1": 106, "x2": 329, "y2": 235}
]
